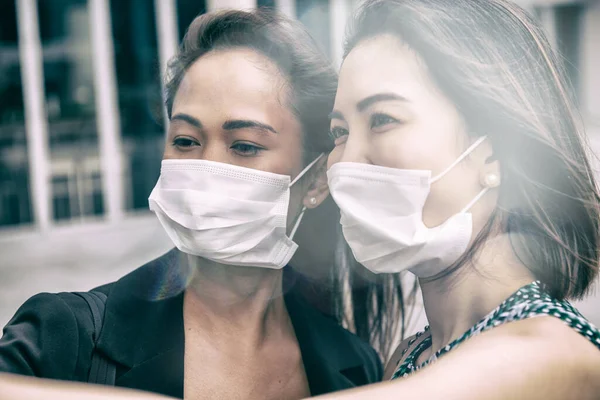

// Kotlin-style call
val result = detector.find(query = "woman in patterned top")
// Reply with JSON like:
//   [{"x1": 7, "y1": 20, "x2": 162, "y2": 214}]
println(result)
[{"x1": 313, "y1": 0, "x2": 600, "y2": 399}]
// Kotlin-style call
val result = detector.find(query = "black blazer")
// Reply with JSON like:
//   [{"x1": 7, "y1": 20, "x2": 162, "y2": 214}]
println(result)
[{"x1": 0, "y1": 250, "x2": 382, "y2": 398}]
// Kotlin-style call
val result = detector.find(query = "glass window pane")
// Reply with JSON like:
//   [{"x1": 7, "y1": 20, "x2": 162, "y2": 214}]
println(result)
[
  {"x1": 0, "y1": 0, "x2": 32, "y2": 227},
  {"x1": 177, "y1": 0, "x2": 207, "y2": 42},
  {"x1": 38, "y1": 0, "x2": 103, "y2": 222},
  {"x1": 555, "y1": 4, "x2": 584, "y2": 103},
  {"x1": 110, "y1": 0, "x2": 163, "y2": 211},
  {"x1": 257, "y1": 0, "x2": 276, "y2": 9},
  {"x1": 296, "y1": 0, "x2": 331, "y2": 57}
]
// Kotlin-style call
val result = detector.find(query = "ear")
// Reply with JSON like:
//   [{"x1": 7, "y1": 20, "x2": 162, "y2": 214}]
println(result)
[
  {"x1": 302, "y1": 155, "x2": 330, "y2": 209},
  {"x1": 476, "y1": 140, "x2": 501, "y2": 189}
]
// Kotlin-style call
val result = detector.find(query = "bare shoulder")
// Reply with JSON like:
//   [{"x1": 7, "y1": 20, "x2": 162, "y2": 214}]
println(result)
[
  {"x1": 397, "y1": 317, "x2": 600, "y2": 400},
  {"x1": 490, "y1": 315, "x2": 600, "y2": 355},
  {"x1": 383, "y1": 331, "x2": 429, "y2": 380},
  {"x1": 462, "y1": 316, "x2": 600, "y2": 383}
]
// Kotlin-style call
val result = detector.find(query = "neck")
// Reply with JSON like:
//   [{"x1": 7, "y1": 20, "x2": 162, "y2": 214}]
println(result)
[
  {"x1": 419, "y1": 234, "x2": 535, "y2": 354},
  {"x1": 183, "y1": 255, "x2": 291, "y2": 348}
]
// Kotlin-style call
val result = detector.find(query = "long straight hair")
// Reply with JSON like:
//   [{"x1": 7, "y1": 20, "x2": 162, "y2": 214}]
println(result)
[
  {"x1": 333, "y1": 228, "x2": 418, "y2": 360},
  {"x1": 344, "y1": 0, "x2": 600, "y2": 300}
]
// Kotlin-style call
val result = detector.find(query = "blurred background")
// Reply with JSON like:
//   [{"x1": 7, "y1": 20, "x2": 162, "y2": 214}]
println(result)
[{"x1": 0, "y1": 0, "x2": 599, "y2": 338}]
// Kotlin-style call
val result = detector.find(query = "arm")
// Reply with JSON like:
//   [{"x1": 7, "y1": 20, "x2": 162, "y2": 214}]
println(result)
[
  {"x1": 0, "y1": 294, "x2": 176, "y2": 399},
  {"x1": 0, "y1": 293, "x2": 84, "y2": 377},
  {"x1": 309, "y1": 317, "x2": 600, "y2": 400},
  {"x1": 0, "y1": 373, "x2": 176, "y2": 400}
]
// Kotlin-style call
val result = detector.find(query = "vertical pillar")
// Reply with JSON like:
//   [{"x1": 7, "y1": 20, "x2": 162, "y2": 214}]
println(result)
[
  {"x1": 537, "y1": 6, "x2": 558, "y2": 49},
  {"x1": 16, "y1": 0, "x2": 51, "y2": 230},
  {"x1": 206, "y1": 0, "x2": 256, "y2": 11},
  {"x1": 276, "y1": 0, "x2": 295, "y2": 18},
  {"x1": 155, "y1": 0, "x2": 179, "y2": 133},
  {"x1": 329, "y1": 0, "x2": 350, "y2": 68},
  {"x1": 580, "y1": 1, "x2": 600, "y2": 124},
  {"x1": 89, "y1": 0, "x2": 124, "y2": 222}
]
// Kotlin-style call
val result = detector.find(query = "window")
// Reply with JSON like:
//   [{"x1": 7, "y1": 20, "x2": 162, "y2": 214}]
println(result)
[
  {"x1": 37, "y1": 0, "x2": 103, "y2": 221},
  {"x1": 555, "y1": 3, "x2": 584, "y2": 103},
  {"x1": 257, "y1": 0, "x2": 276, "y2": 8},
  {"x1": 177, "y1": 0, "x2": 207, "y2": 42},
  {"x1": 297, "y1": 0, "x2": 331, "y2": 57},
  {"x1": 110, "y1": 0, "x2": 163, "y2": 211},
  {"x1": 0, "y1": 0, "x2": 32, "y2": 226}
]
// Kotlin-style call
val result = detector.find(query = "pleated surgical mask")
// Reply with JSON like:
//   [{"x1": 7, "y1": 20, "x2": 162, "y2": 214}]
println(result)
[
  {"x1": 328, "y1": 137, "x2": 494, "y2": 277},
  {"x1": 149, "y1": 155, "x2": 323, "y2": 269}
]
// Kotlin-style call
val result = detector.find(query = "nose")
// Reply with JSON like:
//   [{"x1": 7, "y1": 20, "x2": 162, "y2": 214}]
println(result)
[
  {"x1": 336, "y1": 131, "x2": 371, "y2": 165},
  {"x1": 200, "y1": 141, "x2": 231, "y2": 164}
]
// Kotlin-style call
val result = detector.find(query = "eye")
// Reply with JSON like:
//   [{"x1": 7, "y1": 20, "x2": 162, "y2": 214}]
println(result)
[
  {"x1": 172, "y1": 136, "x2": 200, "y2": 150},
  {"x1": 329, "y1": 126, "x2": 349, "y2": 142},
  {"x1": 370, "y1": 113, "x2": 400, "y2": 131},
  {"x1": 230, "y1": 142, "x2": 264, "y2": 156}
]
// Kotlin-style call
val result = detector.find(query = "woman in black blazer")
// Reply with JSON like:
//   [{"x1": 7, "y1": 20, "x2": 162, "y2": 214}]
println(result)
[
  {"x1": 0, "y1": 9, "x2": 386, "y2": 400},
  {"x1": 1, "y1": 250, "x2": 382, "y2": 399}
]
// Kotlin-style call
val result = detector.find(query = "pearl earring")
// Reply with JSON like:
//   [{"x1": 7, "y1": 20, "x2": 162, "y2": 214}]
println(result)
[
  {"x1": 483, "y1": 173, "x2": 500, "y2": 188},
  {"x1": 309, "y1": 197, "x2": 317, "y2": 206}
]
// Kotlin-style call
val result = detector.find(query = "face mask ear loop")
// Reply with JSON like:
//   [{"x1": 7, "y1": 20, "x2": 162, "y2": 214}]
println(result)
[
  {"x1": 430, "y1": 136, "x2": 487, "y2": 184},
  {"x1": 288, "y1": 154, "x2": 324, "y2": 240},
  {"x1": 289, "y1": 153, "x2": 326, "y2": 187},
  {"x1": 460, "y1": 187, "x2": 489, "y2": 214},
  {"x1": 289, "y1": 206, "x2": 306, "y2": 240}
]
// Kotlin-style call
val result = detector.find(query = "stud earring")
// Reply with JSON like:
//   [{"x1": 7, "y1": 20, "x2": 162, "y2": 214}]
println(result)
[
  {"x1": 483, "y1": 173, "x2": 500, "y2": 188},
  {"x1": 309, "y1": 197, "x2": 317, "y2": 206}
]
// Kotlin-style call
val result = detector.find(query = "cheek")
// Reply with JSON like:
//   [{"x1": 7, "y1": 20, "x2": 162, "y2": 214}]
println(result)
[
  {"x1": 372, "y1": 116, "x2": 464, "y2": 173},
  {"x1": 327, "y1": 146, "x2": 344, "y2": 169},
  {"x1": 162, "y1": 146, "x2": 174, "y2": 160},
  {"x1": 369, "y1": 132, "x2": 436, "y2": 170},
  {"x1": 273, "y1": 135, "x2": 304, "y2": 178},
  {"x1": 269, "y1": 114, "x2": 305, "y2": 175},
  {"x1": 162, "y1": 144, "x2": 198, "y2": 160}
]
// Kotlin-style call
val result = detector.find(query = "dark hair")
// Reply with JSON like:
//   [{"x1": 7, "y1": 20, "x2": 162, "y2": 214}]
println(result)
[
  {"x1": 165, "y1": 8, "x2": 336, "y2": 161},
  {"x1": 345, "y1": 0, "x2": 600, "y2": 300},
  {"x1": 165, "y1": 8, "x2": 412, "y2": 361},
  {"x1": 331, "y1": 232, "x2": 419, "y2": 360}
]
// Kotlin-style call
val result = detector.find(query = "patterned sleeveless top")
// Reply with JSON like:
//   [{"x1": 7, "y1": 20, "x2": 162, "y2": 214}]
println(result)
[{"x1": 392, "y1": 281, "x2": 600, "y2": 380}]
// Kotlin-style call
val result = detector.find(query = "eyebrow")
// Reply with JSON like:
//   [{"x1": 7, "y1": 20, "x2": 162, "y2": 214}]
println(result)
[
  {"x1": 356, "y1": 93, "x2": 408, "y2": 111},
  {"x1": 171, "y1": 113, "x2": 202, "y2": 128},
  {"x1": 169, "y1": 114, "x2": 278, "y2": 135},
  {"x1": 329, "y1": 92, "x2": 409, "y2": 121},
  {"x1": 222, "y1": 119, "x2": 278, "y2": 134}
]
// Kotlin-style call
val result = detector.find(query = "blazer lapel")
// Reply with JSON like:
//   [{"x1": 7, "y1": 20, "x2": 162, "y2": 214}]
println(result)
[
  {"x1": 115, "y1": 346, "x2": 184, "y2": 398},
  {"x1": 285, "y1": 291, "x2": 373, "y2": 396},
  {"x1": 96, "y1": 249, "x2": 187, "y2": 398}
]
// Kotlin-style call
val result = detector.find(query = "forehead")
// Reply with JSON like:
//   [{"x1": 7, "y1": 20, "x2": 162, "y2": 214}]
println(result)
[
  {"x1": 337, "y1": 35, "x2": 437, "y2": 105},
  {"x1": 173, "y1": 48, "x2": 290, "y2": 117}
]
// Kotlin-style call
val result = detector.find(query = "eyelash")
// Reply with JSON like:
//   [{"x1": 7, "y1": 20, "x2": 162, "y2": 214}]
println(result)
[
  {"x1": 230, "y1": 142, "x2": 264, "y2": 156},
  {"x1": 329, "y1": 113, "x2": 401, "y2": 142},
  {"x1": 171, "y1": 137, "x2": 264, "y2": 157},
  {"x1": 329, "y1": 126, "x2": 348, "y2": 141},
  {"x1": 172, "y1": 137, "x2": 199, "y2": 150},
  {"x1": 370, "y1": 113, "x2": 400, "y2": 129}
]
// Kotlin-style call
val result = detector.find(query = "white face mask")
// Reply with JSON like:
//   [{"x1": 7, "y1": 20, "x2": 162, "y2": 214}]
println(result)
[
  {"x1": 327, "y1": 137, "x2": 492, "y2": 278},
  {"x1": 148, "y1": 155, "x2": 323, "y2": 269}
]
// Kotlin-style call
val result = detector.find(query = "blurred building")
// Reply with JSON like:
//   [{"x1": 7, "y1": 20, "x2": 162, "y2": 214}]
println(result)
[
  {"x1": 1, "y1": 0, "x2": 597, "y2": 233},
  {"x1": 517, "y1": 0, "x2": 600, "y2": 129},
  {"x1": 0, "y1": 0, "x2": 352, "y2": 232}
]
